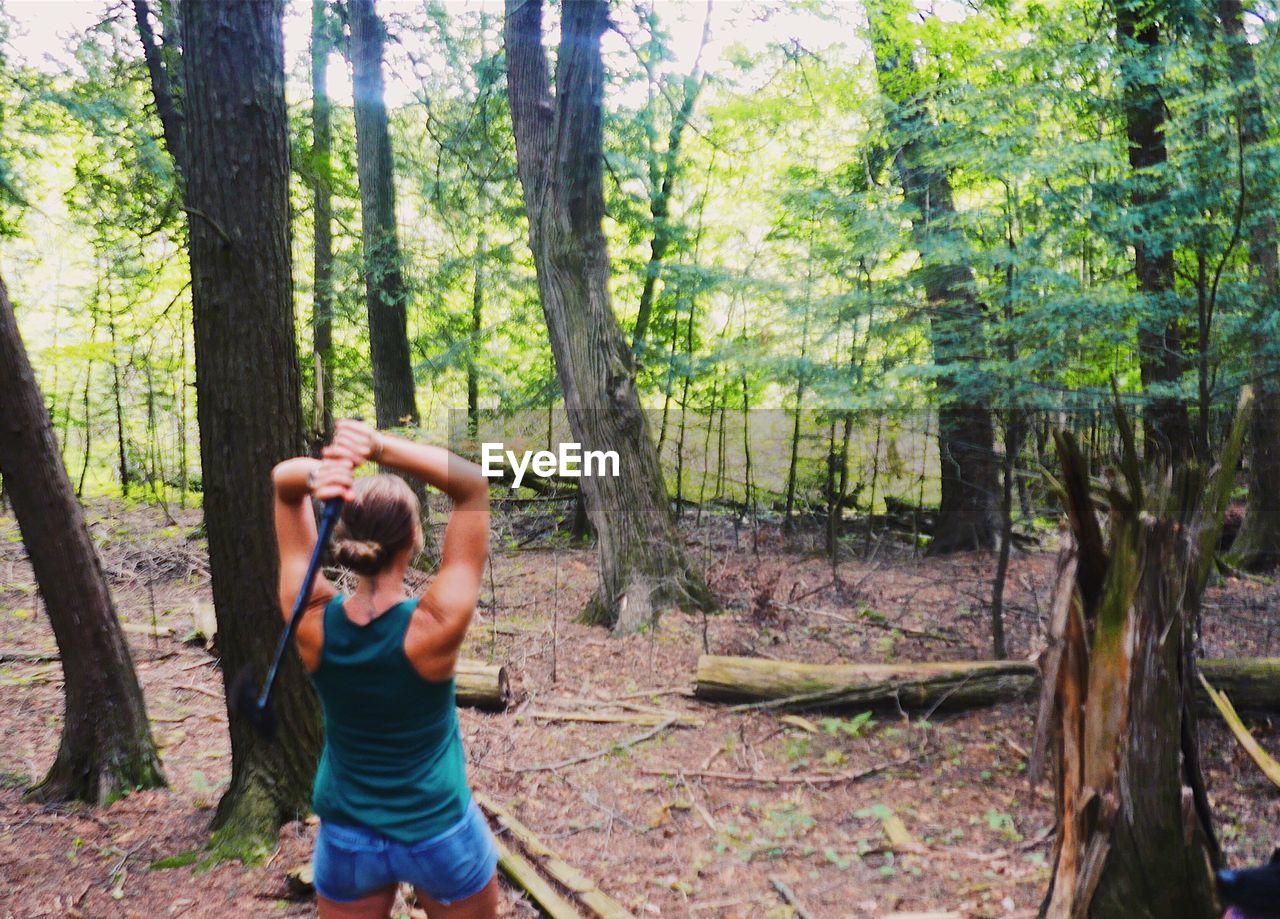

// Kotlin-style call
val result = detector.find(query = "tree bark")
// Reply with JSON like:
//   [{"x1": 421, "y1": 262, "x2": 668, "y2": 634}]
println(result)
[
  {"x1": 311, "y1": 0, "x2": 335, "y2": 448},
  {"x1": 0, "y1": 274, "x2": 165, "y2": 805},
  {"x1": 1219, "y1": 0, "x2": 1280, "y2": 570},
  {"x1": 504, "y1": 0, "x2": 714, "y2": 631},
  {"x1": 179, "y1": 0, "x2": 323, "y2": 857},
  {"x1": 349, "y1": 0, "x2": 418, "y2": 432},
  {"x1": 1117, "y1": 1, "x2": 1192, "y2": 465},
  {"x1": 866, "y1": 1, "x2": 999, "y2": 554}
]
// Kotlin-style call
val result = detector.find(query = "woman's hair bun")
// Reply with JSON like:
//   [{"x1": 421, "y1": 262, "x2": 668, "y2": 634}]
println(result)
[
  {"x1": 329, "y1": 475, "x2": 419, "y2": 576},
  {"x1": 331, "y1": 537, "x2": 388, "y2": 576}
]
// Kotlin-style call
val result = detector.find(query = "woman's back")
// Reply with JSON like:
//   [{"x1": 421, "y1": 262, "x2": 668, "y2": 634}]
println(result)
[{"x1": 310, "y1": 595, "x2": 470, "y2": 844}]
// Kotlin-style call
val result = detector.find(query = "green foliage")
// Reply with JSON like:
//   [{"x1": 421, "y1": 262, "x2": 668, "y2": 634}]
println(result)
[{"x1": 1, "y1": 0, "x2": 1275, "y2": 514}]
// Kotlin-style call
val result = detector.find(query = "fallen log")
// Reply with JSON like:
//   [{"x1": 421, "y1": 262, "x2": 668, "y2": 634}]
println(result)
[
  {"x1": 455, "y1": 661, "x2": 511, "y2": 711},
  {"x1": 0, "y1": 649, "x2": 58, "y2": 663},
  {"x1": 1198, "y1": 657, "x2": 1280, "y2": 712},
  {"x1": 696, "y1": 655, "x2": 1038, "y2": 712},
  {"x1": 2, "y1": 646, "x2": 509, "y2": 710},
  {"x1": 476, "y1": 792, "x2": 634, "y2": 919},
  {"x1": 695, "y1": 654, "x2": 1280, "y2": 715},
  {"x1": 492, "y1": 836, "x2": 585, "y2": 919}
]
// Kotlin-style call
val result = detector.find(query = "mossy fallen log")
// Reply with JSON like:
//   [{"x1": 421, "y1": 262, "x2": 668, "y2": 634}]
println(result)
[{"x1": 694, "y1": 654, "x2": 1280, "y2": 715}]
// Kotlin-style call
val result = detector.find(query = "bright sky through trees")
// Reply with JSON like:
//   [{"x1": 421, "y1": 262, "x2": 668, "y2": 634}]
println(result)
[{"x1": 6, "y1": 0, "x2": 859, "y2": 108}]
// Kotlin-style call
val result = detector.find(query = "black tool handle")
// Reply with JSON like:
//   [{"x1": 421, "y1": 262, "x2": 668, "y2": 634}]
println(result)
[{"x1": 257, "y1": 498, "x2": 344, "y2": 708}]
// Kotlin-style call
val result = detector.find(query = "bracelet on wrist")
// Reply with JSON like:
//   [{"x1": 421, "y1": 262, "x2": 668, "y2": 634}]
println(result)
[{"x1": 372, "y1": 432, "x2": 386, "y2": 463}]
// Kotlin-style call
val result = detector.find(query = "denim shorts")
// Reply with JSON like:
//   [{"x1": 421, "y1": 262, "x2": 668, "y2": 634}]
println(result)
[{"x1": 312, "y1": 800, "x2": 498, "y2": 905}]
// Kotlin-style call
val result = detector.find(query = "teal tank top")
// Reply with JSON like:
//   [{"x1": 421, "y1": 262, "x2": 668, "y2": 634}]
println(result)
[{"x1": 309, "y1": 594, "x2": 470, "y2": 843}]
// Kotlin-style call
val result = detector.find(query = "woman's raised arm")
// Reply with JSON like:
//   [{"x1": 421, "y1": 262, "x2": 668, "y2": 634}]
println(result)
[
  {"x1": 327, "y1": 420, "x2": 489, "y2": 678},
  {"x1": 270, "y1": 455, "x2": 351, "y2": 622}
]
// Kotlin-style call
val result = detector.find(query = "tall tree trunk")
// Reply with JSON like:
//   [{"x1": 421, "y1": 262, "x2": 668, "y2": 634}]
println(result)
[
  {"x1": 0, "y1": 275, "x2": 164, "y2": 804},
  {"x1": 311, "y1": 0, "x2": 335, "y2": 448},
  {"x1": 1117, "y1": 1, "x2": 1192, "y2": 464},
  {"x1": 133, "y1": 0, "x2": 186, "y2": 178},
  {"x1": 1219, "y1": 0, "x2": 1280, "y2": 570},
  {"x1": 347, "y1": 0, "x2": 434, "y2": 563},
  {"x1": 783, "y1": 309, "x2": 809, "y2": 532},
  {"x1": 349, "y1": 0, "x2": 418, "y2": 432},
  {"x1": 178, "y1": 317, "x2": 188, "y2": 507},
  {"x1": 179, "y1": 0, "x2": 323, "y2": 856},
  {"x1": 629, "y1": 3, "x2": 711, "y2": 355},
  {"x1": 77, "y1": 316, "x2": 97, "y2": 499},
  {"x1": 866, "y1": 2, "x2": 999, "y2": 554},
  {"x1": 468, "y1": 230, "x2": 484, "y2": 439},
  {"x1": 1031, "y1": 394, "x2": 1245, "y2": 918},
  {"x1": 107, "y1": 304, "x2": 130, "y2": 497},
  {"x1": 504, "y1": 0, "x2": 714, "y2": 632}
]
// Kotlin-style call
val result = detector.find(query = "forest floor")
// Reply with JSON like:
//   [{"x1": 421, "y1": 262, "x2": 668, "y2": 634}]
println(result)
[{"x1": 0, "y1": 499, "x2": 1277, "y2": 919}]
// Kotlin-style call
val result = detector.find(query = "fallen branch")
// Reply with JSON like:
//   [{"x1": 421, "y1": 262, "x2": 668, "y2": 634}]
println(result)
[
  {"x1": 0, "y1": 649, "x2": 58, "y2": 663},
  {"x1": 515, "y1": 717, "x2": 678, "y2": 773},
  {"x1": 768, "y1": 876, "x2": 813, "y2": 919},
  {"x1": 1200, "y1": 672, "x2": 1280, "y2": 788},
  {"x1": 178, "y1": 682, "x2": 222, "y2": 700},
  {"x1": 779, "y1": 604, "x2": 962, "y2": 645},
  {"x1": 639, "y1": 753, "x2": 912, "y2": 786},
  {"x1": 518, "y1": 710, "x2": 701, "y2": 728},
  {"x1": 492, "y1": 835, "x2": 584, "y2": 919},
  {"x1": 475, "y1": 792, "x2": 634, "y2": 919},
  {"x1": 120, "y1": 622, "x2": 174, "y2": 639}
]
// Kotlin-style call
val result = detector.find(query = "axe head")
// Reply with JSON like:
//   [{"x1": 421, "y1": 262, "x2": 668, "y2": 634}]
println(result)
[{"x1": 229, "y1": 664, "x2": 278, "y2": 742}]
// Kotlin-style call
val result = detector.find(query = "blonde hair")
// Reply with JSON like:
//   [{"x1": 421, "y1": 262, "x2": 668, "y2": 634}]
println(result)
[{"x1": 330, "y1": 475, "x2": 423, "y2": 576}]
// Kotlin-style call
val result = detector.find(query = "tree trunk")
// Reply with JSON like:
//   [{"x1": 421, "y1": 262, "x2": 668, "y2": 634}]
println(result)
[
  {"x1": 467, "y1": 231, "x2": 484, "y2": 440},
  {"x1": 349, "y1": 0, "x2": 418, "y2": 432},
  {"x1": 866, "y1": 3, "x2": 999, "y2": 553},
  {"x1": 348, "y1": 0, "x2": 434, "y2": 563},
  {"x1": 630, "y1": 24, "x2": 709, "y2": 355},
  {"x1": 0, "y1": 274, "x2": 165, "y2": 805},
  {"x1": 107, "y1": 305, "x2": 130, "y2": 497},
  {"x1": 1030, "y1": 392, "x2": 1248, "y2": 917},
  {"x1": 133, "y1": 0, "x2": 186, "y2": 178},
  {"x1": 1117, "y1": 2, "x2": 1192, "y2": 465},
  {"x1": 311, "y1": 0, "x2": 335, "y2": 448},
  {"x1": 1219, "y1": 0, "x2": 1280, "y2": 571},
  {"x1": 179, "y1": 0, "x2": 323, "y2": 857},
  {"x1": 988, "y1": 418, "x2": 1017, "y2": 661},
  {"x1": 504, "y1": 0, "x2": 714, "y2": 632}
]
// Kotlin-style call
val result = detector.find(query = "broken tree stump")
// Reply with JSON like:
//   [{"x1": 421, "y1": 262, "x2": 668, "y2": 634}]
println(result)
[{"x1": 1029, "y1": 390, "x2": 1252, "y2": 917}]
